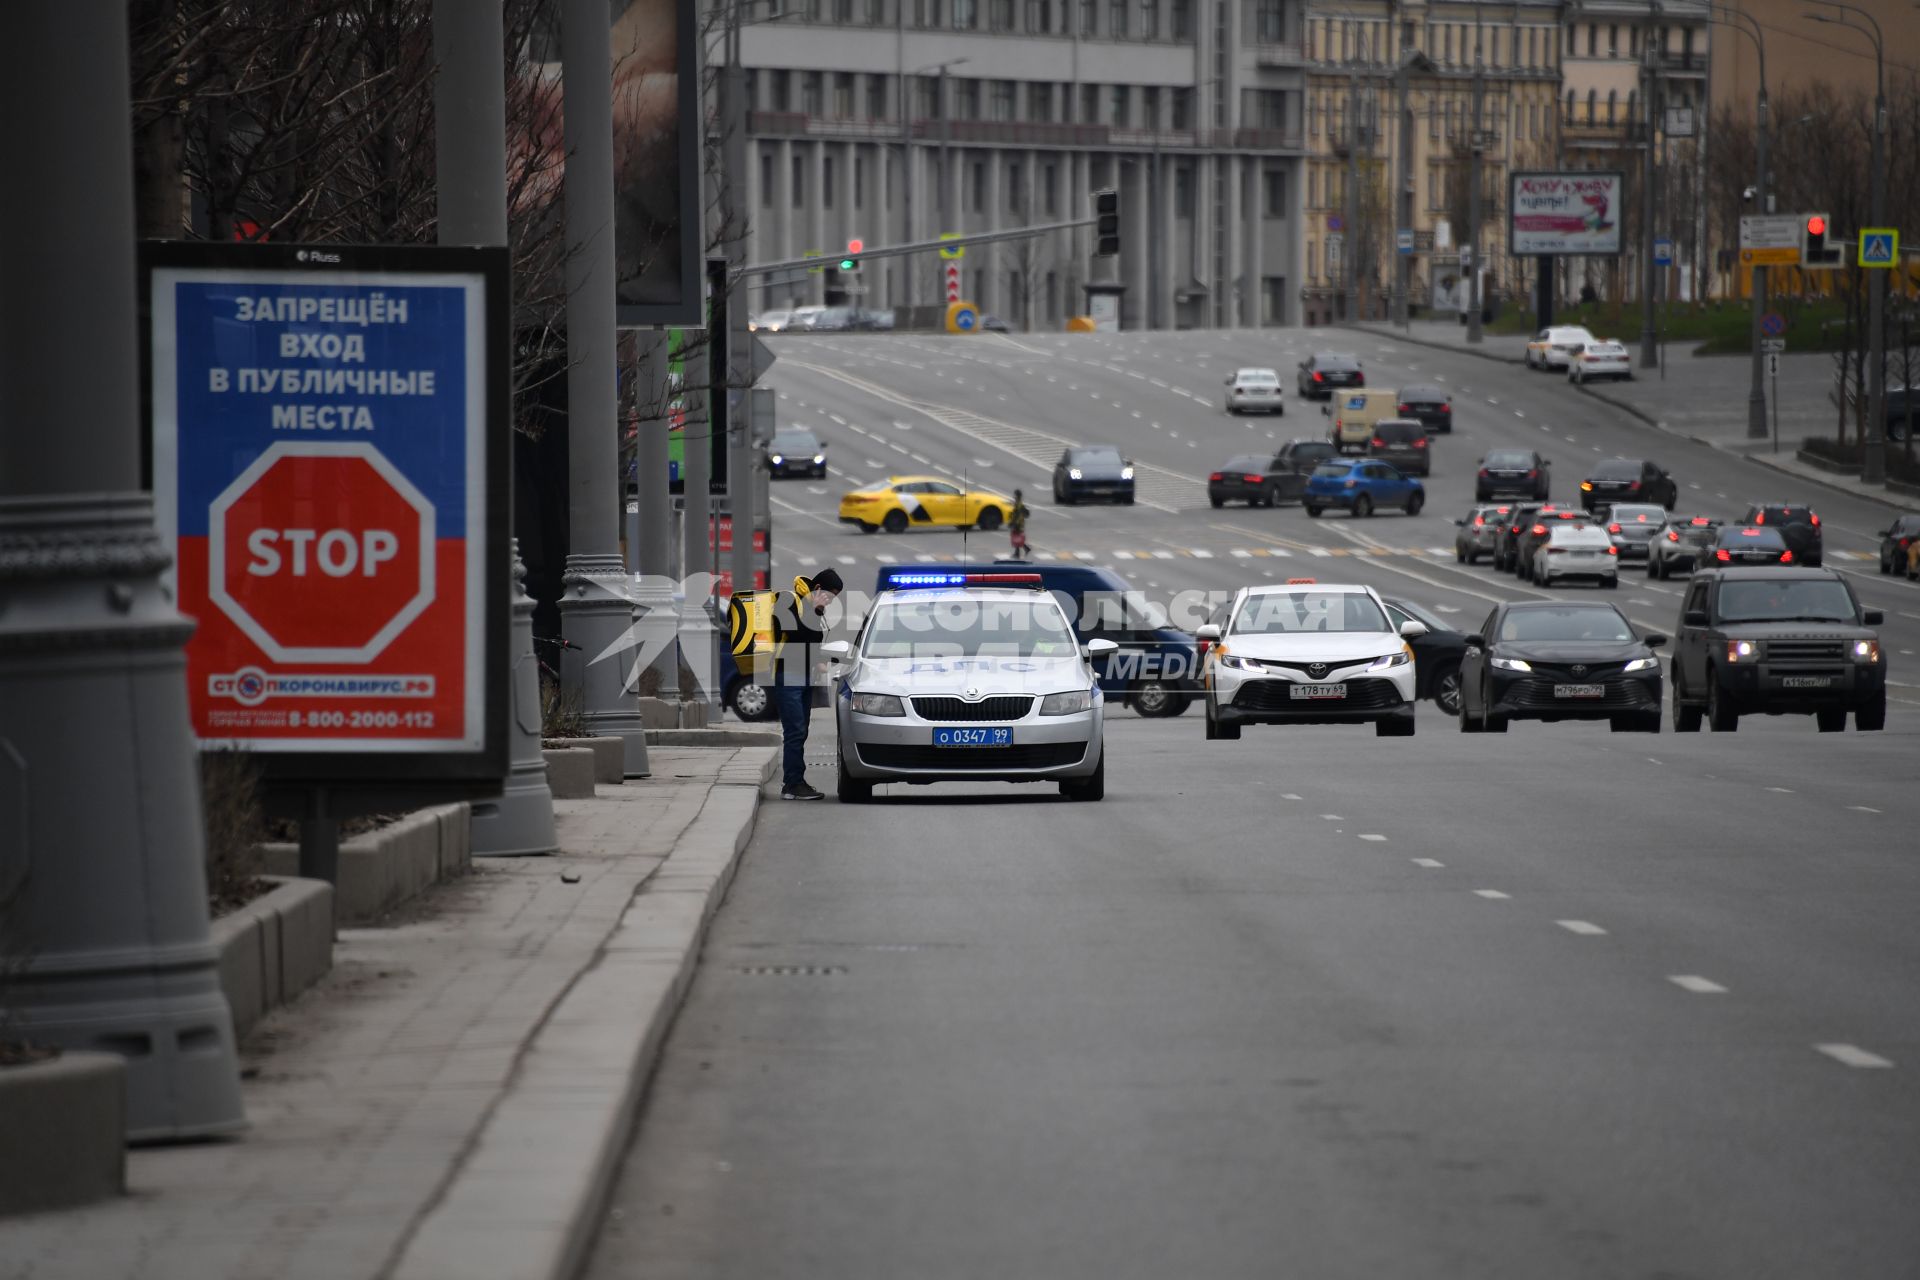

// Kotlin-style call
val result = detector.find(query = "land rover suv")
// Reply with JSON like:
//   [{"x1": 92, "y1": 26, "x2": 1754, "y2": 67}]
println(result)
[{"x1": 1668, "y1": 567, "x2": 1887, "y2": 732}]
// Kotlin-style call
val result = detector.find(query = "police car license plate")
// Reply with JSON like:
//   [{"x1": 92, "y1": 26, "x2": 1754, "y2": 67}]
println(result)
[
  {"x1": 933, "y1": 727, "x2": 1012, "y2": 747},
  {"x1": 1554, "y1": 684, "x2": 1604, "y2": 698},
  {"x1": 1290, "y1": 683, "x2": 1347, "y2": 699},
  {"x1": 1782, "y1": 676, "x2": 1832, "y2": 688}
]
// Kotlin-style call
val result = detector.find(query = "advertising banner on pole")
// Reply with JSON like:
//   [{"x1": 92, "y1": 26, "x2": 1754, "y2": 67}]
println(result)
[
  {"x1": 141, "y1": 243, "x2": 509, "y2": 787},
  {"x1": 612, "y1": 0, "x2": 703, "y2": 326},
  {"x1": 1509, "y1": 172, "x2": 1625, "y2": 256}
]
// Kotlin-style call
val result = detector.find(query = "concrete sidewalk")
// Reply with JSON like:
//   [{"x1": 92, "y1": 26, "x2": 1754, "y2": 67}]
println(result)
[
  {"x1": 2, "y1": 742, "x2": 777, "y2": 1280},
  {"x1": 1345, "y1": 319, "x2": 1913, "y2": 509}
]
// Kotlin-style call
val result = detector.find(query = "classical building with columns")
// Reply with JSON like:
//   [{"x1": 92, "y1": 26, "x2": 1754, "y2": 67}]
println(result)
[{"x1": 728, "y1": 0, "x2": 1312, "y2": 329}]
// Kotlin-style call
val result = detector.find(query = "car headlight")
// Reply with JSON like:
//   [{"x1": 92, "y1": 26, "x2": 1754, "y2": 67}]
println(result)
[
  {"x1": 769, "y1": 454, "x2": 783, "y2": 464},
  {"x1": 1068, "y1": 468, "x2": 1083, "y2": 480},
  {"x1": 1215, "y1": 653, "x2": 1258, "y2": 671},
  {"x1": 1120, "y1": 466, "x2": 1135, "y2": 480},
  {"x1": 1853, "y1": 639, "x2": 1881, "y2": 663},
  {"x1": 1366, "y1": 647, "x2": 1412, "y2": 671},
  {"x1": 1491, "y1": 657, "x2": 1533, "y2": 672},
  {"x1": 1623, "y1": 656, "x2": 1659, "y2": 672},
  {"x1": 1726, "y1": 640, "x2": 1761, "y2": 664},
  {"x1": 813, "y1": 454, "x2": 826, "y2": 463},
  {"x1": 1039, "y1": 689, "x2": 1093, "y2": 715},
  {"x1": 850, "y1": 692, "x2": 905, "y2": 716}
]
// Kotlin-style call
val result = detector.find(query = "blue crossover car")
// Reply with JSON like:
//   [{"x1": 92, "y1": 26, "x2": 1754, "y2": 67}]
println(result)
[{"x1": 1303, "y1": 459, "x2": 1426, "y2": 518}]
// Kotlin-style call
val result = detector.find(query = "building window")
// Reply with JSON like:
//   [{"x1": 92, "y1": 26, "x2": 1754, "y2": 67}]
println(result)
[
  {"x1": 1564, "y1": 89, "x2": 1574, "y2": 122},
  {"x1": 1080, "y1": 0, "x2": 1096, "y2": 34},
  {"x1": 1608, "y1": 23, "x2": 1619, "y2": 55},
  {"x1": 957, "y1": 78, "x2": 980, "y2": 119},
  {"x1": 990, "y1": 0, "x2": 1013, "y2": 28},
  {"x1": 833, "y1": 72, "x2": 854, "y2": 117},
  {"x1": 952, "y1": 0, "x2": 976, "y2": 26},
  {"x1": 854, "y1": 156, "x2": 866, "y2": 207},
  {"x1": 1606, "y1": 88, "x2": 1617, "y2": 124},
  {"x1": 1029, "y1": 83, "x2": 1053, "y2": 121},
  {"x1": 1171, "y1": 0, "x2": 1191, "y2": 39},
  {"x1": 1171, "y1": 165, "x2": 1192, "y2": 216},
  {"x1": 868, "y1": 74, "x2": 889, "y2": 120},
  {"x1": 1110, "y1": 84, "x2": 1129, "y2": 126},
  {"x1": 760, "y1": 152, "x2": 774, "y2": 206},
  {"x1": 1306, "y1": 166, "x2": 1318, "y2": 209},
  {"x1": 1008, "y1": 160, "x2": 1023, "y2": 211},
  {"x1": 1426, "y1": 168, "x2": 1437, "y2": 209},
  {"x1": 1254, "y1": 88, "x2": 1286, "y2": 129},
  {"x1": 1429, "y1": 99, "x2": 1439, "y2": 140},
  {"x1": 1172, "y1": 86, "x2": 1193, "y2": 130},
  {"x1": 1263, "y1": 167, "x2": 1287, "y2": 217},
  {"x1": 970, "y1": 161, "x2": 986, "y2": 211},
  {"x1": 866, "y1": 0, "x2": 886, "y2": 20},
  {"x1": 1108, "y1": 0, "x2": 1128, "y2": 36},
  {"x1": 917, "y1": 76, "x2": 940, "y2": 119},
  {"x1": 1585, "y1": 24, "x2": 1596, "y2": 56},
  {"x1": 1081, "y1": 82, "x2": 1099, "y2": 123},
  {"x1": 1140, "y1": 0, "x2": 1159, "y2": 38},
  {"x1": 1442, "y1": 24, "x2": 1452, "y2": 64},
  {"x1": 1627, "y1": 89, "x2": 1638, "y2": 122},
  {"x1": 1256, "y1": 0, "x2": 1283, "y2": 43},
  {"x1": 833, "y1": 0, "x2": 852, "y2": 20},
  {"x1": 1307, "y1": 239, "x2": 1318, "y2": 282},
  {"x1": 1026, "y1": 0, "x2": 1051, "y2": 32},
  {"x1": 770, "y1": 69, "x2": 791, "y2": 111},
  {"x1": 1141, "y1": 86, "x2": 1161, "y2": 129},
  {"x1": 802, "y1": 71, "x2": 823, "y2": 115},
  {"x1": 823, "y1": 155, "x2": 835, "y2": 207},
  {"x1": 992, "y1": 79, "x2": 1015, "y2": 120},
  {"x1": 1263, "y1": 276, "x2": 1286, "y2": 323}
]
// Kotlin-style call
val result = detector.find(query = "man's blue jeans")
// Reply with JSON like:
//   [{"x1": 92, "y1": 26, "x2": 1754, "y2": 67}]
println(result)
[{"x1": 775, "y1": 684, "x2": 811, "y2": 789}]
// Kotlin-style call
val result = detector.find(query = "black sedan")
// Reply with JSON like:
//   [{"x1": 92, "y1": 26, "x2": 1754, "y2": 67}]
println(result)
[
  {"x1": 1491, "y1": 502, "x2": 1545, "y2": 572},
  {"x1": 1580, "y1": 457, "x2": 1677, "y2": 511},
  {"x1": 1396, "y1": 383, "x2": 1454, "y2": 433},
  {"x1": 1878, "y1": 513, "x2": 1920, "y2": 575},
  {"x1": 1053, "y1": 445, "x2": 1135, "y2": 505},
  {"x1": 764, "y1": 427, "x2": 828, "y2": 478},
  {"x1": 1708, "y1": 524, "x2": 1795, "y2": 565},
  {"x1": 1458, "y1": 600, "x2": 1665, "y2": 734},
  {"x1": 1476, "y1": 450, "x2": 1551, "y2": 501},
  {"x1": 1296, "y1": 352, "x2": 1364, "y2": 399},
  {"x1": 1383, "y1": 597, "x2": 1468, "y2": 716},
  {"x1": 1209, "y1": 454, "x2": 1290, "y2": 508}
]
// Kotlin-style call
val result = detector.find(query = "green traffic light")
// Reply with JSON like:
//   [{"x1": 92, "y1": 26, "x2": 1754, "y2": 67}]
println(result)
[{"x1": 839, "y1": 259, "x2": 855, "y2": 270}]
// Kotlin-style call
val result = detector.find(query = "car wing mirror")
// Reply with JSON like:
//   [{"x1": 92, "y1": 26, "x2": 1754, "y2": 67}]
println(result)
[
  {"x1": 1864, "y1": 609, "x2": 1885, "y2": 626},
  {"x1": 1644, "y1": 634, "x2": 1668, "y2": 649},
  {"x1": 1085, "y1": 637, "x2": 1120, "y2": 657},
  {"x1": 1463, "y1": 633, "x2": 1485, "y2": 649},
  {"x1": 1196, "y1": 624, "x2": 1221, "y2": 642},
  {"x1": 1398, "y1": 620, "x2": 1429, "y2": 639},
  {"x1": 1875, "y1": 528, "x2": 1890, "y2": 537},
  {"x1": 1683, "y1": 609, "x2": 1709, "y2": 627},
  {"x1": 819, "y1": 640, "x2": 851, "y2": 658}
]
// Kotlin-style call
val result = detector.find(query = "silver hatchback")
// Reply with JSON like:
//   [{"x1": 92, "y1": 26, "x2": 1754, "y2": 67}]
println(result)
[
  {"x1": 828, "y1": 574, "x2": 1114, "y2": 802},
  {"x1": 1454, "y1": 503, "x2": 1515, "y2": 564}
]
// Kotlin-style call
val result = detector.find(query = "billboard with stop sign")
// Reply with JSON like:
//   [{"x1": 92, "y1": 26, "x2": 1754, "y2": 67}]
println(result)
[{"x1": 142, "y1": 243, "x2": 509, "y2": 786}]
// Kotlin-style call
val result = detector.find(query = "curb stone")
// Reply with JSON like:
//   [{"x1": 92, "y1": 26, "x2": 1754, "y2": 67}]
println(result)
[{"x1": 386, "y1": 745, "x2": 776, "y2": 1280}]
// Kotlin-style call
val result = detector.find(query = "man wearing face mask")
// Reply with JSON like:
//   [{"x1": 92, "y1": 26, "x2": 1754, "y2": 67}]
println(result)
[{"x1": 768, "y1": 568, "x2": 843, "y2": 800}]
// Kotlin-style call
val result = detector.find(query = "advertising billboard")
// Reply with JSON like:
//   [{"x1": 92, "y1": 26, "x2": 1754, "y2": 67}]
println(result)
[
  {"x1": 142, "y1": 243, "x2": 509, "y2": 787},
  {"x1": 613, "y1": 0, "x2": 703, "y2": 326},
  {"x1": 1509, "y1": 171, "x2": 1625, "y2": 257}
]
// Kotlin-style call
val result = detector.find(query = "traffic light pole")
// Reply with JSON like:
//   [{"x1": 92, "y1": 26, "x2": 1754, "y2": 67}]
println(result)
[
  {"x1": 738, "y1": 220, "x2": 1097, "y2": 279},
  {"x1": 1746, "y1": 86, "x2": 1770, "y2": 439},
  {"x1": 1466, "y1": 18, "x2": 1485, "y2": 344},
  {"x1": 1639, "y1": 9, "x2": 1661, "y2": 370}
]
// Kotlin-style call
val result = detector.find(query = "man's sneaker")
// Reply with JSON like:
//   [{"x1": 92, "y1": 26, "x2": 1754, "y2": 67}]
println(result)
[{"x1": 781, "y1": 783, "x2": 825, "y2": 801}]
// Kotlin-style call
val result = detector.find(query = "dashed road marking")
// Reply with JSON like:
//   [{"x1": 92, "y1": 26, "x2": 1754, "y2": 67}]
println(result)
[
  {"x1": 1473, "y1": 889, "x2": 1511, "y2": 900},
  {"x1": 1320, "y1": 813, "x2": 1344, "y2": 821},
  {"x1": 1556, "y1": 920, "x2": 1608, "y2": 935},
  {"x1": 1668, "y1": 975, "x2": 1727, "y2": 994},
  {"x1": 1358, "y1": 833, "x2": 1388, "y2": 842},
  {"x1": 1849, "y1": 805, "x2": 1882, "y2": 813},
  {"x1": 1412, "y1": 858, "x2": 1445, "y2": 868},
  {"x1": 1815, "y1": 1043, "x2": 1894, "y2": 1069}
]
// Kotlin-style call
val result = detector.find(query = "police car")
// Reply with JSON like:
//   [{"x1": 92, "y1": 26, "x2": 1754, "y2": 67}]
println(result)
[
  {"x1": 825, "y1": 571, "x2": 1115, "y2": 802},
  {"x1": 1196, "y1": 580, "x2": 1425, "y2": 738}
]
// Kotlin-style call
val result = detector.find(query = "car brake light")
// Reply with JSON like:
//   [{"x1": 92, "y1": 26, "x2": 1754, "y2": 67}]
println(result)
[
  {"x1": 1810, "y1": 512, "x2": 1821, "y2": 527},
  {"x1": 1781, "y1": 550, "x2": 1795, "y2": 563},
  {"x1": 1478, "y1": 468, "x2": 1491, "y2": 477},
  {"x1": 1287, "y1": 577, "x2": 1318, "y2": 585},
  {"x1": 1209, "y1": 472, "x2": 1223, "y2": 481},
  {"x1": 1398, "y1": 404, "x2": 1412, "y2": 414},
  {"x1": 1608, "y1": 523, "x2": 1622, "y2": 534},
  {"x1": 1371, "y1": 438, "x2": 1386, "y2": 448},
  {"x1": 1440, "y1": 403, "x2": 1451, "y2": 413},
  {"x1": 1627, "y1": 481, "x2": 1641, "y2": 490},
  {"x1": 1716, "y1": 549, "x2": 1732, "y2": 561},
  {"x1": 1531, "y1": 524, "x2": 1547, "y2": 535},
  {"x1": 1607, "y1": 546, "x2": 1619, "y2": 555},
  {"x1": 1413, "y1": 439, "x2": 1427, "y2": 448},
  {"x1": 1527, "y1": 469, "x2": 1539, "y2": 479},
  {"x1": 1754, "y1": 511, "x2": 1764, "y2": 524},
  {"x1": 1740, "y1": 528, "x2": 1761, "y2": 538},
  {"x1": 1473, "y1": 515, "x2": 1486, "y2": 527},
  {"x1": 1667, "y1": 531, "x2": 1680, "y2": 542},
  {"x1": 1243, "y1": 473, "x2": 1264, "y2": 483},
  {"x1": 1313, "y1": 371, "x2": 1324, "y2": 382}
]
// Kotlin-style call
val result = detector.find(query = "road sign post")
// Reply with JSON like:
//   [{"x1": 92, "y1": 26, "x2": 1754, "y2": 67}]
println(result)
[{"x1": 144, "y1": 242, "x2": 511, "y2": 810}]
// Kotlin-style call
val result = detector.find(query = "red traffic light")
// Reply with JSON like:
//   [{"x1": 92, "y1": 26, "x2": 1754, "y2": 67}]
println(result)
[
  {"x1": 846, "y1": 238, "x2": 863, "y2": 255},
  {"x1": 1806, "y1": 215, "x2": 1826, "y2": 237}
]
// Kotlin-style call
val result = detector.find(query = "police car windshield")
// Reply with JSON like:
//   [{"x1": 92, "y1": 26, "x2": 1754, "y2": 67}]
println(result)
[
  {"x1": 1231, "y1": 592, "x2": 1389, "y2": 634},
  {"x1": 1717, "y1": 579, "x2": 1856, "y2": 623},
  {"x1": 861, "y1": 598, "x2": 1079, "y2": 658}
]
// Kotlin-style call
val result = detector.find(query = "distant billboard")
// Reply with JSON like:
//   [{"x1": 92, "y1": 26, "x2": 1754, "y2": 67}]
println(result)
[
  {"x1": 613, "y1": 0, "x2": 702, "y2": 326},
  {"x1": 1509, "y1": 171, "x2": 1625, "y2": 257}
]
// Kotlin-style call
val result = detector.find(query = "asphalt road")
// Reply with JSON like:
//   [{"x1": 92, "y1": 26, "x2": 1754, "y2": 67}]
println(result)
[{"x1": 582, "y1": 331, "x2": 1920, "y2": 1278}]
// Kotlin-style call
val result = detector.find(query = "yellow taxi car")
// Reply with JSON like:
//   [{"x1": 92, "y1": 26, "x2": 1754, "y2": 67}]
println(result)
[{"x1": 838, "y1": 475, "x2": 1015, "y2": 534}]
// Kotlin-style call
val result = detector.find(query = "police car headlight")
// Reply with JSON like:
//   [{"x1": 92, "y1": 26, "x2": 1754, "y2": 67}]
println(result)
[
  {"x1": 1039, "y1": 689, "x2": 1093, "y2": 715},
  {"x1": 1623, "y1": 656, "x2": 1659, "y2": 672},
  {"x1": 1366, "y1": 647, "x2": 1412, "y2": 671},
  {"x1": 1491, "y1": 657, "x2": 1533, "y2": 673},
  {"x1": 850, "y1": 692, "x2": 905, "y2": 716}
]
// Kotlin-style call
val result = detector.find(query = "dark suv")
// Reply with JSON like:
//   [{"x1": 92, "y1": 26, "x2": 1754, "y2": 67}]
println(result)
[
  {"x1": 1669, "y1": 567, "x2": 1887, "y2": 732},
  {"x1": 1369, "y1": 419, "x2": 1431, "y2": 475},
  {"x1": 1739, "y1": 503, "x2": 1822, "y2": 567},
  {"x1": 1880, "y1": 513, "x2": 1920, "y2": 575}
]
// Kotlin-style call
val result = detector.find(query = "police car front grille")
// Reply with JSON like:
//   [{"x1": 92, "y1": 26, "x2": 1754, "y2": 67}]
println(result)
[
  {"x1": 911, "y1": 695, "x2": 1034, "y2": 721},
  {"x1": 859, "y1": 743, "x2": 1085, "y2": 770}
]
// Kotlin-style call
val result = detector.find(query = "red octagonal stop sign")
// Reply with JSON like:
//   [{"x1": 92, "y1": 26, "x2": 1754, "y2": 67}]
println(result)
[{"x1": 209, "y1": 442, "x2": 436, "y2": 663}]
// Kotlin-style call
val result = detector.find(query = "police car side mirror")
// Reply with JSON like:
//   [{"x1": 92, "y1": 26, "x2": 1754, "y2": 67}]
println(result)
[
  {"x1": 1683, "y1": 610, "x2": 1709, "y2": 627},
  {"x1": 819, "y1": 641, "x2": 851, "y2": 658},
  {"x1": 1196, "y1": 624, "x2": 1221, "y2": 642},
  {"x1": 1398, "y1": 620, "x2": 1429, "y2": 639},
  {"x1": 1864, "y1": 610, "x2": 1885, "y2": 626},
  {"x1": 1085, "y1": 638, "x2": 1120, "y2": 657}
]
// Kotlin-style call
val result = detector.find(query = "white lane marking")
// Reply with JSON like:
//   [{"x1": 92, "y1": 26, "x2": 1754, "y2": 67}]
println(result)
[
  {"x1": 1849, "y1": 805, "x2": 1882, "y2": 813},
  {"x1": 807, "y1": 485, "x2": 828, "y2": 495},
  {"x1": 891, "y1": 420, "x2": 914, "y2": 431},
  {"x1": 828, "y1": 413, "x2": 847, "y2": 425},
  {"x1": 1815, "y1": 1043, "x2": 1894, "y2": 1069},
  {"x1": 796, "y1": 555, "x2": 818, "y2": 566},
  {"x1": 1487, "y1": 397, "x2": 1500, "y2": 405},
  {"x1": 1282, "y1": 793, "x2": 1303, "y2": 800},
  {"x1": 1514, "y1": 410, "x2": 1526, "y2": 419},
  {"x1": 1668, "y1": 975, "x2": 1727, "y2": 994},
  {"x1": 1473, "y1": 889, "x2": 1511, "y2": 900},
  {"x1": 973, "y1": 458, "x2": 995, "y2": 468},
  {"x1": 1310, "y1": 548, "x2": 1331, "y2": 557},
  {"x1": 1152, "y1": 550, "x2": 1175, "y2": 559},
  {"x1": 874, "y1": 552, "x2": 898, "y2": 563},
  {"x1": 889, "y1": 443, "x2": 910, "y2": 455},
  {"x1": 1358, "y1": 833, "x2": 1388, "y2": 842},
  {"x1": 1231, "y1": 548, "x2": 1252, "y2": 558},
  {"x1": 1320, "y1": 813, "x2": 1344, "y2": 821},
  {"x1": 836, "y1": 555, "x2": 856, "y2": 565},
  {"x1": 1412, "y1": 858, "x2": 1445, "y2": 868},
  {"x1": 1766, "y1": 786, "x2": 1795, "y2": 794},
  {"x1": 915, "y1": 554, "x2": 936, "y2": 563},
  {"x1": 865, "y1": 457, "x2": 886, "y2": 468},
  {"x1": 1190, "y1": 548, "x2": 1214, "y2": 557},
  {"x1": 1556, "y1": 920, "x2": 1608, "y2": 935}
]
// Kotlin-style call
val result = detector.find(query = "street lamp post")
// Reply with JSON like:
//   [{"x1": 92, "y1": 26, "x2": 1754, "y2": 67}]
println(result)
[
  {"x1": 1466, "y1": 8, "x2": 1485, "y2": 344},
  {"x1": 1391, "y1": 45, "x2": 1436, "y2": 331},
  {"x1": 1638, "y1": 1, "x2": 1662, "y2": 370},
  {"x1": 1712, "y1": 6, "x2": 1769, "y2": 439},
  {"x1": 1807, "y1": 5, "x2": 1887, "y2": 482}
]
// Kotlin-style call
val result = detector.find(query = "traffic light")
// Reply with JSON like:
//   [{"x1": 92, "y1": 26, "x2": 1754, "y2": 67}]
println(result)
[
  {"x1": 1801, "y1": 212, "x2": 1843, "y2": 269},
  {"x1": 840, "y1": 237, "x2": 862, "y2": 273},
  {"x1": 1094, "y1": 189, "x2": 1120, "y2": 258}
]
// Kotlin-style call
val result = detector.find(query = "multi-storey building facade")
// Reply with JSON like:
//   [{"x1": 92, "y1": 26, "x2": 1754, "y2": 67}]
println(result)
[
  {"x1": 730, "y1": 0, "x2": 1313, "y2": 329},
  {"x1": 1301, "y1": 0, "x2": 1564, "y2": 323}
]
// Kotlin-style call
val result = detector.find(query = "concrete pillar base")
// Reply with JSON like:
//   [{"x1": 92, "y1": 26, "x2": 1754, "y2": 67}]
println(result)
[
  {"x1": 560, "y1": 552, "x2": 651, "y2": 778},
  {"x1": 472, "y1": 544, "x2": 557, "y2": 857}
]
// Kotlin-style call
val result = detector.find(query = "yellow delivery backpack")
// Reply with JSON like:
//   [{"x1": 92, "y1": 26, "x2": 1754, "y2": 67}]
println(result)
[{"x1": 726, "y1": 590, "x2": 776, "y2": 680}]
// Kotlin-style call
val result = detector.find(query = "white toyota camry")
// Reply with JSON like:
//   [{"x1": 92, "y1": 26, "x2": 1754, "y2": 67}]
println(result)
[{"x1": 1197, "y1": 581, "x2": 1426, "y2": 739}]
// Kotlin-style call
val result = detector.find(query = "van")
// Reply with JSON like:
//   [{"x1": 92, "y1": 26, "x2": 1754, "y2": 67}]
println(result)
[
  {"x1": 1326, "y1": 388, "x2": 1400, "y2": 454},
  {"x1": 868, "y1": 563, "x2": 1200, "y2": 716}
]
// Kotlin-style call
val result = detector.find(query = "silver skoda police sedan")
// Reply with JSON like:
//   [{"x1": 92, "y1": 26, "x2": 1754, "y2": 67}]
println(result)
[{"x1": 826, "y1": 571, "x2": 1116, "y2": 803}]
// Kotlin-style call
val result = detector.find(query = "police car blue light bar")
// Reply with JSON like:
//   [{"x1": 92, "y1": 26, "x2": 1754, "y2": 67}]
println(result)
[{"x1": 880, "y1": 570, "x2": 1044, "y2": 589}]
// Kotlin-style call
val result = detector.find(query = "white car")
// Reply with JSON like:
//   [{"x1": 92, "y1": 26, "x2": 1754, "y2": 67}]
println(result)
[
  {"x1": 1568, "y1": 339, "x2": 1632, "y2": 383},
  {"x1": 750, "y1": 309, "x2": 793, "y2": 333},
  {"x1": 1224, "y1": 367, "x2": 1286, "y2": 415},
  {"x1": 1526, "y1": 325, "x2": 1597, "y2": 371},
  {"x1": 787, "y1": 304, "x2": 828, "y2": 331},
  {"x1": 1197, "y1": 582, "x2": 1425, "y2": 739},
  {"x1": 1533, "y1": 523, "x2": 1619, "y2": 588},
  {"x1": 827, "y1": 572, "x2": 1114, "y2": 802}
]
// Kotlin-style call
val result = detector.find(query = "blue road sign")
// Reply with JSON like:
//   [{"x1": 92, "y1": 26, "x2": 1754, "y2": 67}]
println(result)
[
  {"x1": 1654, "y1": 238, "x2": 1673, "y2": 267},
  {"x1": 1395, "y1": 229, "x2": 1414, "y2": 255},
  {"x1": 954, "y1": 307, "x2": 977, "y2": 331},
  {"x1": 1860, "y1": 229, "x2": 1898, "y2": 268},
  {"x1": 1761, "y1": 311, "x2": 1786, "y2": 337}
]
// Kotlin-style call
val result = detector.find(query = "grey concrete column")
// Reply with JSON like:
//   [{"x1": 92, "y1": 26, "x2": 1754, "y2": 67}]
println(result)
[
  {"x1": 679, "y1": 319, "x2": 719, "y2": 720},
  {"x1": 631, "y1": 330, "x2": 680, "y2": 710},
  {"x1": 558, "y1": 0, "x2": 651, "y2": 774},
  {"x1": 0, "y1": 2, "x2": 244, "y2": 1141},
  {"x1": 437, "y1": 1, "x2": 558, "y2": 855}
]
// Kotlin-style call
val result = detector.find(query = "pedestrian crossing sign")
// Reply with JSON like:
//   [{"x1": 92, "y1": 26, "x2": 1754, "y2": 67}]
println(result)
[{"x1": 1860, "y1": 229, "x2": 1898, "y2": 268}]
